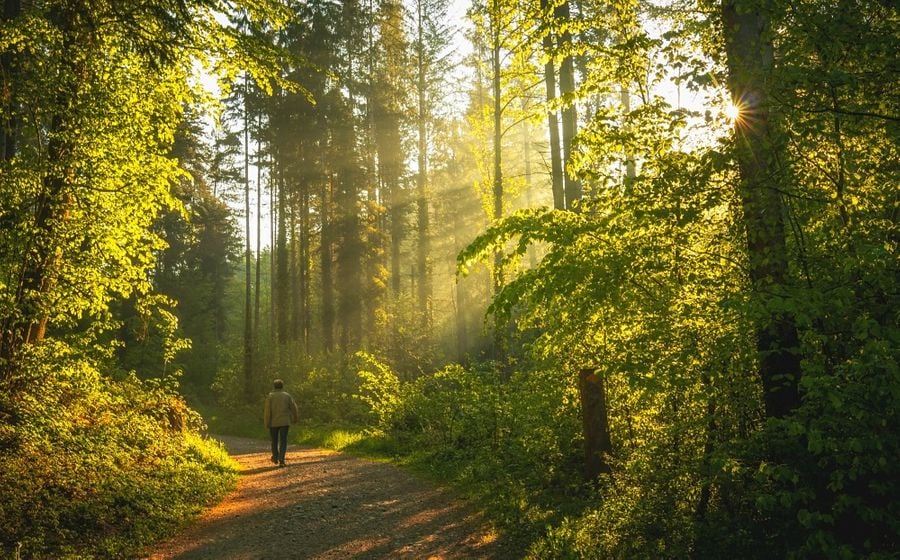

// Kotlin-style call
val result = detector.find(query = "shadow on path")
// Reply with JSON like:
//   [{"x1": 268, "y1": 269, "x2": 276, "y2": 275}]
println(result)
[{"x1": 144, "y1": 436, "x2": 515, "y2": 560}]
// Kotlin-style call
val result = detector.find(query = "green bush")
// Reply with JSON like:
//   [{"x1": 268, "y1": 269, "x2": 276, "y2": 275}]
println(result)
[{"x1": 0, "y1": 341, "x2": 237, "y2": 559}]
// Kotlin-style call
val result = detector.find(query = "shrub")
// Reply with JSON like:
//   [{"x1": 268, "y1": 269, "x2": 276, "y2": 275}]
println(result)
[{"x1": 0, "y1": 341, "x2": 237, "y2": 558}]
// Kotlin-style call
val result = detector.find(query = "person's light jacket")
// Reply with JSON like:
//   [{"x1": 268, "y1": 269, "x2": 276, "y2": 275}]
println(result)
[{"x1": 264, "y1": 389, "x2": 299, "y2": 428}]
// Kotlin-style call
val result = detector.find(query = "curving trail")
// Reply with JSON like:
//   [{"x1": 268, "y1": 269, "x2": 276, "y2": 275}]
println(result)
[{"x1": 144, "y1": 436, "x2": 510, "y2": 559}]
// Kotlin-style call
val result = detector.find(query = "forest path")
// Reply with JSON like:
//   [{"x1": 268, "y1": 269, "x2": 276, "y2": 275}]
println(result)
[{"x1": 144, "y1": 435, "x2": 510, "y2": 559}]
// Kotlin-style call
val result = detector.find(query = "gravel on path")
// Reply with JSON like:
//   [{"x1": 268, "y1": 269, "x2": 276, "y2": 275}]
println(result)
[{"x1": 143, "y1": 435, "x2": 512, "y2": 559}]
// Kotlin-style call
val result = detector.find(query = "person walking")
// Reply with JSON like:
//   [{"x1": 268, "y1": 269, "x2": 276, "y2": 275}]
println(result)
[{"x1": 264, "y1": 379, "x2": 299, "y2": 467}]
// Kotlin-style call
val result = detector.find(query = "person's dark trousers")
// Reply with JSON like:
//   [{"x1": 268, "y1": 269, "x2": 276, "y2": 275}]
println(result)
[{"x1": 270, "y1": 425, "x2": 289, "y2": 465}]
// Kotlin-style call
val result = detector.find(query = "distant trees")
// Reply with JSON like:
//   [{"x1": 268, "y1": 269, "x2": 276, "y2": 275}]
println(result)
[{"x1": 211, "y1": 0, "x2": 487, "y2": 387}]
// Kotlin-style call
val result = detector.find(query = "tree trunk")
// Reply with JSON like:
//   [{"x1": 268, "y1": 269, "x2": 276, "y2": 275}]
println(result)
[
  {"x1": 490, "y1": 0, "x2": 506, "y2": 363},
  {"x1": 300, "y1": 174, "x2": 311, "y2": 353},
  {"x1": 270, "y1": 150, "x2": 277, "y2": 348},
  {"x1": 254, "y1": 125, "x2": 262, "y2": 356},
  {"x1": 579, "y1": 367, "x2": 612, "y2": 479},
  {"x1": 556, "y1": 0, "x2": 581, "y2": 209},
  {"x1": 0, "y1": 0, "x2": 21, "y2": 161},
  {"x1": 416, "y1": 0, "x2": 432, "y2": 331},
  {"x1": 722, "y1": 0, "x2": 801, "y2": 418},
  {"x1": 491, "y1": 0, "x2": 503, "y2": 294},
  {"x1": 540, "y1": 0, "x2": 565, "y2": 211},
  {"x1": 275, "y1": 160, "x2": 289, "y2": 346},
  {"x1": 243, "y1": 80, "x2": 253, "y2": 399},
  {"x1": 321, "y1": 175, "x2": 334, "y2": 353}
]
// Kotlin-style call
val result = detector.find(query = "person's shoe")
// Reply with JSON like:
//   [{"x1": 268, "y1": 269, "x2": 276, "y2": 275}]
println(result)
[
  {"x1": 271, "y1": 456, "x2": 278, "y2": 464},
  {"x1": 279, "y1": 460, "x2": 286, "y2": 467}
]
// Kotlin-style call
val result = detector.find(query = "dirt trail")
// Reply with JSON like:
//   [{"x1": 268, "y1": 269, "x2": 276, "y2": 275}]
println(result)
[{"x1": 144, "y1": 436, "x2": 512, "y2": 559}]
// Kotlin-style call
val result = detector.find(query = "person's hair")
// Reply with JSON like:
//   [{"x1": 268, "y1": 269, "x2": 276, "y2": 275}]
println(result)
[{"x1": 273, "y1": 379, "x2": 284, "y2": 389}]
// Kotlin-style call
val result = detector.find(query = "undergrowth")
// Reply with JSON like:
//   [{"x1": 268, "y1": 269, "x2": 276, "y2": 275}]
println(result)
[{"x1": 0, "y1": 342, "x2": 238, "y2": 559}]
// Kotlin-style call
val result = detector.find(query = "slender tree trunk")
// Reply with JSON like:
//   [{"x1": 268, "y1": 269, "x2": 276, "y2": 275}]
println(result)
[
  {"x1": 389, "y1": 164, "x2": 403, "y2": 297},
  {"x1": 416, "y1": 0, "x2": 432, "y2": 331},
  {"x1": 254, "y1": 122, "x2": 262, "y2": 356},
  {"x1": 270, "y1": 152, "x2": 277, "y2": 347},
  {"x1": 321, "y1": 175, "x2": 334, "y2": 353},
  {"x1": 491, "y1": 0, "x2": 503, "y2": 294},
  {"x1": 540, "y1": 0, "x2": 565, "y2": 211},
  {"x1": 556, "y1": 0, "x2": 580, "y2": 209},
  {"x1": 275, "y1": 160, "x2": 289, "y2": 345},
  {"x1": 490, "y1": 0, "x2": 506, "y2": 363},
  {"x1": 243, "y1": 79, "x2": 253, "y2": 399},
  {"x1": 300, "y1": 173, "x2": 311, "y2": 353},
  {"x1": 722, "y1": 0, "x2": 801, "y2": 418},
  {"x1": 289, "y1": 181, "x2": 301, "y2": 341},
  {"x1": 337, "y1": 160, "x2": 364, "y2": 352}
]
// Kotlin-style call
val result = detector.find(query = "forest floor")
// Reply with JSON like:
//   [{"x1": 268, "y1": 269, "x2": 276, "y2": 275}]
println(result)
[{"x1": 143, "y1": 435, "x2": 514, "y2": 559}]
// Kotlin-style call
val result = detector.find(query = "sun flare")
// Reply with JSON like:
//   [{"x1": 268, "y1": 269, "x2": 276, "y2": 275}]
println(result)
[{"x1": 724, "y1": 101, "x2": 741, "y2": 123}]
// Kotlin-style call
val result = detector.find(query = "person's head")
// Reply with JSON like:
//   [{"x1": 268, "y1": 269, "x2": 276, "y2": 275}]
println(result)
[{"x1": 273, "y1": 379, "x2": 284, "y2": 390}]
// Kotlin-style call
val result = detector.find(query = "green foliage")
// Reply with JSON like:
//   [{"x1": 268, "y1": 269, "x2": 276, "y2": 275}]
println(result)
[
  {"x1": 0, "y1": 2, "x2": 294, "y2": 556},
  {"x1": 0, "y1": 342, "x2": 236, "y2": 558},
  {"x1": 355, "y1": 351, "x2": 403, "y2": 431}
]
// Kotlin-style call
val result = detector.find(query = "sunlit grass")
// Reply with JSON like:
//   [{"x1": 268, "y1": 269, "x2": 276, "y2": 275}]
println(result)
[{"x1": 294, "y1": 424, "x2": 367, "y2": 450}]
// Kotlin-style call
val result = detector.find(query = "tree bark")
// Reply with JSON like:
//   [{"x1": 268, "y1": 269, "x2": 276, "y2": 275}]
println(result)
[
  {"x1": 722, "y1": 0, "x2": 801, "y2": 418},
  {"x1": 540, "y1": 0, "x2": 565, "y2": 210},
  {"x1": 490, "y1": 0, "x2": 507, "y2": 364},
  {"x1": 0, "y1": 0, "x2": 21, "y2": 161},
  {"x1": 556, "y1": 0, "x2": 581, "y2": 209},
  {"x1": 275, "y1": 159, "x2": 289, "y2": 346},
  {"x1": 299, "y1": 172, "x2": 311, "y2": 353},
  {"x1": 321, "y1": 175, "x2": 334, "y2": 353},
  {"x1": 579, "y1": 367, "x2": 612, "y2": 479},
  {"x1": 243, "y1": 80, "x2": 253, "y2": 399},
  {"x1": 254, "y1": 122, "x2": 262, "y2": 356},
  {"x1": 491, "y1": 0, "x2": 503, "y2": 294},
  {"x1": 416, "y1": 0, "x2": 432, "y2": 331}
]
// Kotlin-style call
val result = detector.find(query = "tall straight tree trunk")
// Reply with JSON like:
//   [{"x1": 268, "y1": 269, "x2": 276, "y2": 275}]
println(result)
[
  {"x1": 243, "y1": 80, "x2": 253, "y2": 399},
  {"x1": 416, "y1": 0, "x2": 432, "y2": 330},
  {"x1": 254, "y1": 126, "x2": 262, "y2": 355},
  {"x1": 275, "y1": 162, "x2": 289, "y2": 345},
  {"x1": 722, "y1": 0, "x2": 800, "y2": 418},
  {"x1": 389, "y1": 163, "x2": 403, "y2": 296},
  {"x1": 363, "y1": 0, "x2": 379, "y2": 341},
  {"x1": 320, "y1": 175, "x2": 334, "y2": 353},
  {"x1": 289, "y1": 185, "x2": 301, "y2": 340},
  {"x1": 489, "y1": 0, "x2": 506, "y2": 363},
  {"x1": 540, "y1": 0, "x2": 565, "y2": 211},
  {"x1": 336, "y1": 159, "x2": 364, "y2": 352},
  {"x1": 270, "y1": 151, "x2": 277, "y2": 347},
  {"x1": 372, "y1": 41, "x2": 404, "y2": 300},
  {"x1": 300, "y1": 175, "x2": 311, "y2": 352},
  {"x1": 371, "y1": 0, "x2": 404, "y2": 301},
  {"x1": 556, "y1": 0, "x2": 580, "y2": 209},
  {"x1": 491, "y1": 0, "x2": 503, "y2": 295}
]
